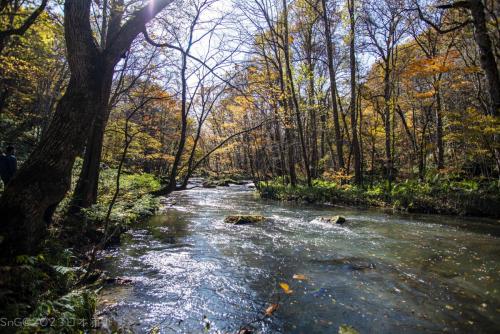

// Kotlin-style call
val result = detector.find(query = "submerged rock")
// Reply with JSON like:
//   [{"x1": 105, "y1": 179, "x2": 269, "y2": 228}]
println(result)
[
  {"x1": 224, "y1": 215, "x2": 266, "y2": 225},
  {"x1": 216, "y1": 179, "x2": 231, "y2": 187},
  {"x1": 312, "y1": 257, "x2": 376, "y2": 271},
  {"x1": 202, "y1": 178, "x2": 241, "y2": 187},
  {"x1": 231, "y1": 180, "x2": 248, "y2": 185},
  {"x1": 105, "y1": 277, "x2": 134, "y2": 285},
  {"x1": 320, "y1": 215, "x2": 346, "y2": 225}
]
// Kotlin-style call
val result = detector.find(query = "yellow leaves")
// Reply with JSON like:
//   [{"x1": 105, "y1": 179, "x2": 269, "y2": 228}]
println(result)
[
  {"x1": 279, "y1": 282, "x2": 293, "y2": 294},
  {"x1": 265, "y1": 303, "x2": 279, "y2": 316},
  {"x1": 414, "y1": 90, "x2": 435, "y2": 99},
  {"x1": 322, "y1": 170, "x2": 352, "y2": 183},
  {"x1": 444, "y1": 106, "x2": 500, "y2": 158},
  {"x1": 404, "y1": 53, "x2": 460, "y2": 78},
  {"x1": 462, "y1": 65, "x2": 482, "y2": 74},
  {"x1": 226, "y1": 103, "x2": 245, "y2": 114},
  {"x1": 292, "y1": 274, "x2": 307, "y2": 280}
]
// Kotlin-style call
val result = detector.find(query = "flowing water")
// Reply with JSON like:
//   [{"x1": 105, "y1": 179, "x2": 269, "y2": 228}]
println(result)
[{"x1": 97, "y1": 180, "x2": 500, "y2": 333}]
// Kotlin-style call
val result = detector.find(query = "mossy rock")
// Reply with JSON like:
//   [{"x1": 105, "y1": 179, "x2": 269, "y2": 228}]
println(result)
[
  {"x1": 224, "y1": 215, "x2": 266, "y2": 225},
  {"x1": 338, "y1": 324, "x2": 359, "y2": 334},
  {"x1": 320, "y1": 215, "x2": 346, "y2": 225},
  {"x1": 202, "y1": 181, "x2": 217, "y2": 188},
  {"x1": 216, "y1": 179, "x2": 231, "y2": 187}
]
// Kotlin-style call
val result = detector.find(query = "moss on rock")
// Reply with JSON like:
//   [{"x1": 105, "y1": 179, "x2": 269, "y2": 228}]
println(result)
[
  {"x1": 320, "y1": 215, "x2": 346, "y2": 225},
  {"x1": 224, "y1": 215, "x2": 266, "y2": 225}
]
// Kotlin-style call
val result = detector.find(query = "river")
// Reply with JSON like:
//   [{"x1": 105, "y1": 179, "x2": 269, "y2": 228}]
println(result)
[{"x1": 97, "y1": 180, "x2": 500, "y2": 333}]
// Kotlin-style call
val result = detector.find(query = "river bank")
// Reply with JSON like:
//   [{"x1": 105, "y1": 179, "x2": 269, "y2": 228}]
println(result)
[{"x1": 257, "y1": 179, "x2": 500, "y2": 218}]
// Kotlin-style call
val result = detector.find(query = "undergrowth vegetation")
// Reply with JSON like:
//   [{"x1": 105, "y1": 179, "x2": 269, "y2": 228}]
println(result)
[
  {"x1": 80, "y1": 169, "x2": 161, "y2": 226},
  {"x1": 258, "y1": 175, "x2": 500, "y2": 217},
  {"x1": 0, "y1": 165, "x2": 161, "y2": 333},
  {"x1": 0, "y1": 247, "x2": 96, "y2": 333}
]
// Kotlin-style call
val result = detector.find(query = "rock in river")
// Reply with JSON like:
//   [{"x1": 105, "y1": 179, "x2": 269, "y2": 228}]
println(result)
[
  {"x1": 320, "y1": 215, "x2": 346, "y2": 225},
  {"x1": 312, "y1": 257, "x2": 376, "y2": 271},
  {"x1": 202, "y1": 181, "x2": 217, "y2": 188},
  {"x1": 224, "y1": 215, "x2": 266, "y2": 225}
]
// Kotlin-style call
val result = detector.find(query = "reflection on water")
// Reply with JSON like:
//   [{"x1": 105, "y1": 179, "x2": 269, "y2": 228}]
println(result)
[{"x1": 98, "y1": 180, "x2": 500, "y2": 333}]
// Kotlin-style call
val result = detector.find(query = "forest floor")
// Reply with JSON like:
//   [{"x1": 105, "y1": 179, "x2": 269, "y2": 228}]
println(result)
[{"x1": 258, "y1": 178, "x2": 500, "y2": 218}]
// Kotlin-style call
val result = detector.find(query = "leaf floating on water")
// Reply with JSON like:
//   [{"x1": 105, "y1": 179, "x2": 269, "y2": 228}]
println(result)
[
  {"x1": 293, "y1": 274, "x2": 307, "y2": 280},
  {"x1": 279, "y1": 282, "x2": 293, "y2": 294},
  {"x1": 338, "y1": 324, "x2": 360, "y2": 334},
  {"x1": 149, "y1": 326, "x2": 160, "y2": 334},
  {"x1": 265, "y1": 303, "x2": 279, "y2": 316}
]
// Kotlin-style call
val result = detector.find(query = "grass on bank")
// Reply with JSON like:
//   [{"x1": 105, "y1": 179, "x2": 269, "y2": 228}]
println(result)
[{"x1": 258, "y1": 175, "x2": 500, "y2": 218}]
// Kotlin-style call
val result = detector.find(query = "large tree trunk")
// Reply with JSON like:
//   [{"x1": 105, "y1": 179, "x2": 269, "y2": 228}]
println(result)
[
  {"x1": 0, "y1": 0, "x2": 173, "y2": 257},
  {"x1": 0, "y1": 70, "x2": 107, "y2": 256},
  {"x1": 468, "y1": 0, "x2": 500, "y2": 117},
  {"x1": 0, "y1": 0, "x2": 107, "y2": 256},
  {"x1": 468, "y1": 0, "x2": 500, "y2": 172},
  {"x1": 68, "y1": 91, "x2": 112, "y2": 214},
  {"x1": 68, "y1": 0, "x2": 120, "y2": 214}
]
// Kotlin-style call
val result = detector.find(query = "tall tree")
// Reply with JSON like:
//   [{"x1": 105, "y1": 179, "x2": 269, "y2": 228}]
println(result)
[
  {"x1": 348, "y1": 0, "x2": 362, "y2": 184},
  {"x1": 320, "y1": 0, "x2": 345, "y2": 170},
  {"x1": 282, "y1": 0, "x2": 312, "y2": 186},
  {"x1": 362, "y1": 0, "x2": 407, "y2": 183},
  {"x1": 0, "y1": 0, "x2": 174, "y2": 257}
]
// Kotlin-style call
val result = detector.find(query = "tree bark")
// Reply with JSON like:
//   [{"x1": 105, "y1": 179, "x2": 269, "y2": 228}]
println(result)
[
  {"x1": 348, "y1": 0, "x2": 362, "y2": 184},
  {"x1": 467, "y1": 0, "x2": 500, "y2": 117},
  {"x1": 383, "y1": 65, "x2": 393, "y2": 183},
  {"x1": 306, "y1": 36, "x2": 318, "y2": 179},
  {"x1": 68, "y1": 103, "x2": 111, "y2": 214},
  {"x1": 435, "y1": 86, "x2": 444, "y2": 169}
]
